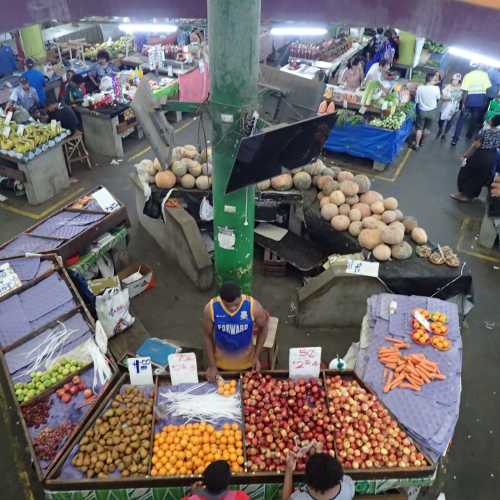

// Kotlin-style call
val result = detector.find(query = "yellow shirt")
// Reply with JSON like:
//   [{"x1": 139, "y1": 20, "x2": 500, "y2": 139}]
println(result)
[{"x1": 461, "y1": 70, "x2": 492, "y2": 94}]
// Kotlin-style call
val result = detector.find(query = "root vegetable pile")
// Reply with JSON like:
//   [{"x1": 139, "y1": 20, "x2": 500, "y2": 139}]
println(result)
[
  {"x1": 242, "y1": 373, "x2": 334, "y2": 473},
  {"x1": 326, "y1": 376, "x2": 427, "y2": 469},
  {"x1": 151, "y1": 422, "x2": 244, "y2": 477},
  {"x1": 379, "y1": 338, "x2": 446, "y2": 392},
  {"x1": 21, "y1": 398, "x2": 52, "y2": 428},
  {"x1": 71, "y1": 387, "x2": 153, "y2": 479},
  {"x1": 33, "y1": 422, "x2": 77, "y2": 461}
]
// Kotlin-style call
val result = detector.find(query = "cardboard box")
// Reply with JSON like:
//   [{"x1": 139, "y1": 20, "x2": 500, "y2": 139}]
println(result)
[{"x1": 118, "y1": 263, "x2": 154, "y2": 298}]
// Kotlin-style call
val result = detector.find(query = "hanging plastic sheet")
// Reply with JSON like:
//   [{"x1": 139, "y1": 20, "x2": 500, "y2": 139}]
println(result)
[{"x1": 324, "y1": 118, "x2": 414, "y2": 165}]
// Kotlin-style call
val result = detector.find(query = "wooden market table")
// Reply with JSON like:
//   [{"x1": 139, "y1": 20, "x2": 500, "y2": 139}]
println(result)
[
  {"x1": 75, "y1": 103, "x2": 141, "y2": 158},
  {"x1": 0, "y1": 143, "x2": 69, "y2": 205}
]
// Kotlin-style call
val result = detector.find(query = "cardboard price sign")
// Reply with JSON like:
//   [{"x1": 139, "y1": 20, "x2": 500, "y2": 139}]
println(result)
[
  {"x1": 289, "y1": 347, "x2": 322, "y2": 379},
  {"x1": 168, "y1": 352, "x2": 199, "y2": 385},
  {"x1": 127, "y1": 357, "x2": 154, "y2": 385},
  {"x1": 346, "y1": 259, "x2": 379, "y2": 278}
]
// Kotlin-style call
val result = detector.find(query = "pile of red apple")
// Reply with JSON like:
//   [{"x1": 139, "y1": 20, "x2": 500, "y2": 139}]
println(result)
[
  {"x1": 242, "y1": 372, "x2": 334, "y2": 473},
  {"x1": 56, "y1": 376, "x2": 93, "y2": 404},
  {"x1": 326, "y1": 376, "x2": 427, "y2": 470}
]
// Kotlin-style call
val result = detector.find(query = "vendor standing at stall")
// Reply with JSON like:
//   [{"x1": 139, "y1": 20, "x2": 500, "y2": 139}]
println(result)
[
  {"x1": 338, "y1": 57, "x2": 364, "y2": 90},
  {"x1": 23, "y1": 58, "x2": 46, "y2": 107},
  {"x1": 202, "y1": 282, "x2": 268, "y2": 381},
  {"x1": 88, "y1": 49, "x2": 116, "y2": 92}
]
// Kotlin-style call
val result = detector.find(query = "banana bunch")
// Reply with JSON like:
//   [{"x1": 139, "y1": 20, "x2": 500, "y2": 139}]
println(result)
[
  {"x1": 0, "y1": 138, "x2": 14, "y2": 150},
  {"x1": 14, "y1": 138, "x2": 35, "y2": 153}
]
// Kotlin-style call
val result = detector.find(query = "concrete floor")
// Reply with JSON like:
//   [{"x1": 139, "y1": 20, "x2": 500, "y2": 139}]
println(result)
[{"x1": 0, "y1": 117, "x2": 498, "y2": 500}]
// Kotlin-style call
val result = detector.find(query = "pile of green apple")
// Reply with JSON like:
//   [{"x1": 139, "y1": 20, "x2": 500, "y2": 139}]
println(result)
[{"x1": 14, "y1": 358, "x2": 86, "y2": 404}]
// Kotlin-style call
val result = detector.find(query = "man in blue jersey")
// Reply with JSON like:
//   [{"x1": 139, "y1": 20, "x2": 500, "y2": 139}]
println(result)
[{"x1": 202, "y1": 282, "x2": 269, "y2": 381}]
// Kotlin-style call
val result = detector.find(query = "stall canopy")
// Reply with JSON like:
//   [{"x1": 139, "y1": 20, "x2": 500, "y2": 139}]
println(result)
[{"x1": 3, "y1": 1, "x2": 500, "y2": 57}]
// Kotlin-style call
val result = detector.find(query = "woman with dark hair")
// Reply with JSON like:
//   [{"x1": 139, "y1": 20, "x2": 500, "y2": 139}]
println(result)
[
  {"x1": 88, "y1": 49, "x2": 115, "y2": 91},
  {"x1": 338, "y1": 57, "x2": 364, "y2": 90},
  {"x1": 450, "y1": 114, "x2": 500, "y2": 202}
]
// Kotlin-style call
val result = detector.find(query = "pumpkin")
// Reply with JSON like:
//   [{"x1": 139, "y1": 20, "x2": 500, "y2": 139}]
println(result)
[
  {"x1": 321, "y1": 167, "x2": 335, "y2": 177},
  {"x1": 360, "y1": 191, "x2": 383, "y2": 205},
  {"x1": 389, "y1": 221, "x2": 405, "y2": 233},
  {"x1": 293, "y1": 171, "x2": 312, "y2": 190},
  {"x1": 141, "y1": 159, "x2": 156, "y2": 176},
  {"x1": 188, "y1": 161, "x2": 202, "y2": 177},
  {"x1": 201, "y1": 162, "x2": 213, "y2": 176},
  {"x1": 331, "y1": 215, "x2": 350, "y2": 231},
  {"x1": 291, "y1": 167, "x2": 303, "y2": 174},
  {"x1": 322, "y1": 179, "x2": 338, "y2": 196},
  {"x1": 382, "y1": 210, "x2": 397, "y2": 224},
  {"x1": 345, "y1": 194, "x2": 359, "y2": 205},
  {"x1": 358, "y1": 229, "x2": 383, "y2": 250},
  {"x1": 320, "y1": 196, "x2": 331, "y2": 208},
  {"x1": 172, "y1": 146, "x2": 185, "y2": 161},
  {"x1": 317, "y1": 176, "x2": 332, "y2": 190},
  {"x1": 337, "y1": 170, "x2": 354, "y2": 182},
  {"x1": 304, "y1": 160, "x2": 324, "y2": 176},
  {"x1": 318, "y1": 100, "x2": 328, "y2": 113},
  {"x1": 257, "y1": 179, "x2": 271, "y2": 190},
  {"x1": 403, "y1": 216, "x2": 419, "y2": 233},
  {"x1": 271, "y1": 174, "x2": 293, "y2": 191},
  {"x1": 348, "y1": 221, "x2": 363, "y2": 237},
  {"x1": 180, "y1": 174, "x2": 196, "y2": 189},
  {"x1": 321, "y1": 204, "x2": 339, "y2": 220},
  {"x1": 411, "y1": 227, "x2": 428, "y2": 244},
  {"x1": 155, "y1": 170, "x2": 176, "y2": 189},
  {"x1": 352, "y1": 203, "x2": 371, "y2": 218},
  {"x1": 353, "y1": 174, "x2": 371, "y2": 194},
  {"x1": 371, "y1": 201, "x2": 385, "y2": 215},
  {"x1": 338, "y1": 203, "x2": 351, "y2": 216},
  {"x1": 200, "y1": 147, "x2": 211, "y2": 163},
  {"x1": 373, "y1": 244, "x2": 392, "y2": 261},
  {"x1": 153, "y1": 158, "x2": 162, "y2": 172},
  {"x1": 340, "y1": 180, "x2": 359, "y2": 197},
  {"x1": 381, "y1": 226, "x2": 405, "y2": 245},
  {"x1": 391, "y1": 241, "x2": 413, "y2": 260},
  {"x1": 172, "y1": 160, "x2": 187, "y2": 177},
  {"x1": 317, "y1": 191, "x2": 325, "y2": 200},
  {"x1": 349, "y1": 208, "x2": 362, "y2": 222},
  {"x1": 393, "y1": 209, "x2": 404, "y2": 221},
  {"x1": 383, "y1": 197, "x2": 398, "y2": 210},
  {"x1": 362, "y1": 216, "x2": 383, "y2": 229},
  {"x1": 330, "y1": 166, "x2": 341, "y2": 178},
  {"x1": 196, "y1": 175, "x2": 211, "y2": 190},
  {"x1": 329, "y1": 190, "x2": 346, "y2": 205},
  {"x1": 183, "y1": 145, "x2": 199, "y2": 159}
]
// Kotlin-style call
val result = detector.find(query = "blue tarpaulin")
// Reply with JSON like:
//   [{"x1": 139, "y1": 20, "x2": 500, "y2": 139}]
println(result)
[{"x1": 324, "y1": 118, "x2": 413, "y2": 165}]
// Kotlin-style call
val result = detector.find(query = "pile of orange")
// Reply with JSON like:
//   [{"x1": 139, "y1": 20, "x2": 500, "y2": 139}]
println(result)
[
  {"x1": 217, "y1": 378, "x2": 237, "y2": 396},
  {"x1": 151, "y1": 422, "x2": 244, "y2": 477}
]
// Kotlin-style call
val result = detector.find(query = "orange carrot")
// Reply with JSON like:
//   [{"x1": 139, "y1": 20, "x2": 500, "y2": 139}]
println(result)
[{"x1": 384, "y1": 371, "x2": 394, "y2": 393}]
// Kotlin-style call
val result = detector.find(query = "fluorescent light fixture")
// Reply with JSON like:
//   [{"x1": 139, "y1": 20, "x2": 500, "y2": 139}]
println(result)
[
  {"x1": 118, "y1": 23, "x2": 178, "y2": 34},
  {"x1": 448, "y1": 46, "x2": 500, "y2": 68},
  {"x1": 270, "y1": 26, "x2": 327, "y2": 37}
]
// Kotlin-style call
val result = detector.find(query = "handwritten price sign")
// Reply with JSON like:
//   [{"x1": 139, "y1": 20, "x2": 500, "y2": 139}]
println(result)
[
  {"x1": 289, "y1": 347, "x2": 322, "y2": 379},
  {"x1": 345, "y1": 259, "x2": 379, "y2": 278},
  {"x1": 168, "y1": 352, "x2": 199, "y2": 385},
  {"x1": 127, "y1": 357, "x2": 154, "y2": 386}
]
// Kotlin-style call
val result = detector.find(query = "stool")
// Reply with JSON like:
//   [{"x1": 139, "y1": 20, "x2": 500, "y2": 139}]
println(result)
[
  {"x1": 253, "y1": 316, "x2": 279, "y2": 369},
  {"x1": 63, "y1": 130, "x2": 92, "y2": 175},
  {"x1": 263, "y1": 248, "x2": 287, "y2": 276}
]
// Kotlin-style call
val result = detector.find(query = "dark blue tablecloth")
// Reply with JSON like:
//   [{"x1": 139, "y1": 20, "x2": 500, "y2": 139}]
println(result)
[{"x1": 324, "y1": 118, "x2": 413, "y2": 165}]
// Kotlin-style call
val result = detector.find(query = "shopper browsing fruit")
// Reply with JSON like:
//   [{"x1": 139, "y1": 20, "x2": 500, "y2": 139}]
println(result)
[
  {"x1": 202, "y1": 282, "x2": 268, "y2": 381},
  {"x1": 282, "y1": 452, "x2": 355, "y2": 500},
  {"x1": 182, "y1": 460, "x2": 249, "y2": 500}
]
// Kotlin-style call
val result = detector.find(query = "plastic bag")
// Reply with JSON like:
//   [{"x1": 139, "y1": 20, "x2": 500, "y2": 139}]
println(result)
[
  {"x1": 199, "y1": 196, "x2": 213, "y2": 221},
  {"x1": 95, "y1": 287, "x2": 135, "y2": 338}
]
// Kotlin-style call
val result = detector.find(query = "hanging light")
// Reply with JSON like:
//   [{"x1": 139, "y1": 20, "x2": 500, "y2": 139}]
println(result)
[
  {"x1": 448, "y1": 46, "x2": 500, "y2": 68},
  {"x1": 270, "y1": 26, "x2": 328, "y2": 37},
  {"x1": 118, "y1": 23, "x2": 178, "y2": 34}
]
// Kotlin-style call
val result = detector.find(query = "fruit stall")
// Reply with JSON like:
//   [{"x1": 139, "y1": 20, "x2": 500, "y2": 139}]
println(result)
[{"x1": 0, "y1": 119, "x2": 71, "y2": 204}]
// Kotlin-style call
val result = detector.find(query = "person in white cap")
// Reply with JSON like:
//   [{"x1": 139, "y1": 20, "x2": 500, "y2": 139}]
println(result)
[{"x1": 437, "y1": 73, "x2": 463, "y2": 141}]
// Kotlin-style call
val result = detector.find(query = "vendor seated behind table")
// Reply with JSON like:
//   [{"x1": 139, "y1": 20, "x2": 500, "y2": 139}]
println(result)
[
  {"x1": 64, "y1": 74, "x2": 85, "y2": 105},
  {"x1": 23, "y1": 58, "x2": 46, "y2": 107},
  {"x1": 88, "y1": 49, "x2": 116, "y2": 92},
  {"x1": 9, "y1": 77, "x2": 39, "y2": 114},
  {"x1": 46, "y1": 98, "x2": 80, "y2": 134},
  {"x1": 202, "y1": 282, "x2": 268, "y2": 381},
  {"x1": 363, "y1": 58, "x2": 390, "y2": 85}
]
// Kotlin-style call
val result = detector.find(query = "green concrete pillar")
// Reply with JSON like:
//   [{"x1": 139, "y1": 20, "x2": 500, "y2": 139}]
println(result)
[
  {"x1": 20, "y1": 24, "x2": 46, "y2": 62},
  {"x1": 208, "y1": 0, "x2": 260, "y2": 293}
]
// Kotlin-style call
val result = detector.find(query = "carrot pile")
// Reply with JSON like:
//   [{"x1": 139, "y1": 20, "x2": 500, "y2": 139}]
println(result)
[{"x1": 379, "y1": 337, "x2": 446, "y2": 393}]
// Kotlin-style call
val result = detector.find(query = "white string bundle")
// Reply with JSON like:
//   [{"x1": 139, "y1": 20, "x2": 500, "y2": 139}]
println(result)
[
  {"x1": 14, "y1": 321, "x2": 79, "y2": 381},
  {"x1": 157, "y1": 382, "x2": 242, "y2": 425}
]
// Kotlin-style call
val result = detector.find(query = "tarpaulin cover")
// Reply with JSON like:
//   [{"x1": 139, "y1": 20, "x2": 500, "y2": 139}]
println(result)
[
  {"x1": 179, "y1": 65, "x2": 209, "y2": 103},
  {"x1": 0, "y1": 234, "x2": 63, "y2": 258},
  {"x1": 0, "y1": 273, "x2": 77, "y2": 348},
  {"x1": 5, "y1": 312, "x2": 91, "y2": 381},
  {"x1": 324, "y1": 119, "x2": 413, "y2": 165},
  {"x1": 30, "y1": 211, "x2": 105, "y2": 240},
  {"x1": 57, "y1": 384, "x2": 153, "y2": 480},
  {"x1": 0, "y1": 257, "x2": 54, "y2": 283},
  {"x1": 26, "y1": 366, "x2": 104, "y2": 472},
  {"x1": 355, "y1": 294, "x2": 462, "y2": 463}
]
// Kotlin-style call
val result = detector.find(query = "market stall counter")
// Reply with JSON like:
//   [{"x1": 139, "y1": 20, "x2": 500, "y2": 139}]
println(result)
[{"x1": 75, "y1": 103, "x2": 139, "y2": 158}]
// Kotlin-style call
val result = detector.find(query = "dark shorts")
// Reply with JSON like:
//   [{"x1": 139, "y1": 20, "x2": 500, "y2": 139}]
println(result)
[{"x1": 416, "y1": 109, "x2": 436, "y2": 130}]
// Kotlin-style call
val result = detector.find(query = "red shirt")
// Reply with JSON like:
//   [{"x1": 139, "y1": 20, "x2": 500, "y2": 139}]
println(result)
[{"x1": 182, "y1": 491, "x2": 250, "y2": 500}]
